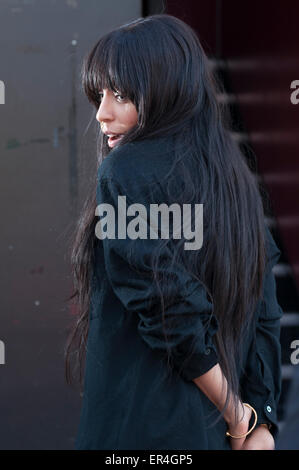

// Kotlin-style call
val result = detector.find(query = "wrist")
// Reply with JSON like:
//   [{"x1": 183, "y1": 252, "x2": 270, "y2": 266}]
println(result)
[
  {"x1": 223, "y1": 400, "x2": 244, "y2": 426},
  {"x1": 226, "y1": 403, "x2": 258, "y2": 440}
]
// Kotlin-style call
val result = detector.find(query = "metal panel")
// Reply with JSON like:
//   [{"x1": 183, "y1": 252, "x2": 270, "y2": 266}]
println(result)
[{"x1": 0, "y1": 0, "x2": 141, "y2": 450}]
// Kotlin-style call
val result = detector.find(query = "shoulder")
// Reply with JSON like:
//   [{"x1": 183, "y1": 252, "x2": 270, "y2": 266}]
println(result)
[{"x1": 97, "y1": 134, "x2": 176, "y2": 189}]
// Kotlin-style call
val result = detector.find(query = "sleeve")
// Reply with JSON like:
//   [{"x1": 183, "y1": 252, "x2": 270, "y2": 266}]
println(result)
[
  {"x1": 240, "y1": 225, "x2": 283, "y2": 438},
  {"x1": 95, "y1": 175, "x2": 220, "y2": 381}
]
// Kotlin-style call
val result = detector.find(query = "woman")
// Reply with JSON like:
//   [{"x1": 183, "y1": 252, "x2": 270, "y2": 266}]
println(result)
[{"x1": 65, "y1": 14, "x2": 283, "y2": 450}]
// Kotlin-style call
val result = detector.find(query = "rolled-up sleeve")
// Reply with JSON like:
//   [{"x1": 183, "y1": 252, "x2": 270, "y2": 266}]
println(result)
[
  {"x1": 240, "y1": 225, "x2": 283, "y2": 438},
  {"x1": 95, "y1": 175, "x2": 219, "y2": 381}
]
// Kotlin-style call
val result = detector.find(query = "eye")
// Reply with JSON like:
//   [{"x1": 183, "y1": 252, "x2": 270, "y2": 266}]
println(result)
[{"x1": 114, "y1": 92, "x2": 127, "y2": 103}]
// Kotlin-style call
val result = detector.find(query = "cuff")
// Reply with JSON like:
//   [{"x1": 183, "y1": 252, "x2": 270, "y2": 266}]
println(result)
[
  {"x1": 243, "y1": 393, "x2": 279, "y2": 439},
  {"x1": 173, "y1": 346, "x2": 219, "y2": 381}
]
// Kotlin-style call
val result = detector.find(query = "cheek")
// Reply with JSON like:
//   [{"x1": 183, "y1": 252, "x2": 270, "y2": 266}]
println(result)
[{"x1": 122, "y1": 104, "x2": 138, "y2": 127}]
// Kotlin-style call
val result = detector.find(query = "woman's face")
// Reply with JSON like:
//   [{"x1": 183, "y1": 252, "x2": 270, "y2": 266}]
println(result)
[{"x1": 96, "y1": 88, "x2": 138, "y2": 148}]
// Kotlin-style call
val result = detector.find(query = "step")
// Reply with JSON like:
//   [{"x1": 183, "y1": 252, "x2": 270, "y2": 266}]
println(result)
[
  {"x1": 282, "y1": 365, "x2": 294, "y2": 380},
  {"x1": 280, "y1": 313, "x2": 299, "y2": 327},
  {"x1": 273, "y1": 264, "x2": 293, "y2": 276}
]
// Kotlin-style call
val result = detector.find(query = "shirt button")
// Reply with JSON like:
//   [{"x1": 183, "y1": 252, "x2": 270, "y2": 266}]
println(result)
[
  {"x1": 266, "y1": 405, "x2": 272, "y2": 413},
  {"x1": 205, "y1": 348, "x2": 211, "y2": 355}
]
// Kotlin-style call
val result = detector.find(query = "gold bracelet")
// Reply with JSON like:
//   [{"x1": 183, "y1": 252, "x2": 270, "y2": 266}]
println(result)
[{"x1": 225, "y1": 403, "x2": 258, "y2": 439}]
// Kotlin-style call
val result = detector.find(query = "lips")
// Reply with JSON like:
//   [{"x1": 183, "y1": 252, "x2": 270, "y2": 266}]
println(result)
[
  {"x1": 107, "y1": 134, "x2": 122, "y2": 139},
  {"x1": 104, "y1": 133, "x2": 124, "y2": 148},
  {"x1": 103, "y1": 130, "x2": 121, "y2": 137}
]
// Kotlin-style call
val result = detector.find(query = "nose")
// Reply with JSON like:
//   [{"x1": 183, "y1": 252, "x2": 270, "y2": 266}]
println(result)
[{"x1": 96, "y1": 93, "x2": 114, "y2": 124}]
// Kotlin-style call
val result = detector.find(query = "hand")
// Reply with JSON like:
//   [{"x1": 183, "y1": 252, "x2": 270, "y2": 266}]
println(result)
[
  {"x1": 240, "y1": 425, "x2": 275, "y2": 450},
  {"x1": 226, "y1": 402, "x2": 252, "y2": 450}
]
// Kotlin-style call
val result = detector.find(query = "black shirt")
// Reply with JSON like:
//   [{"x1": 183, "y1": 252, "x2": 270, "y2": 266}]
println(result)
[{"x1": 75, "y1": 135, "x2": 283, "y2": 450}]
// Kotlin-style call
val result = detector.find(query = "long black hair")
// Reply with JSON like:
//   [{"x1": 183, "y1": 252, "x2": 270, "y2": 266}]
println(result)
[{"x1": 65, "y1": 14, "x2": 267, "y2": 419}]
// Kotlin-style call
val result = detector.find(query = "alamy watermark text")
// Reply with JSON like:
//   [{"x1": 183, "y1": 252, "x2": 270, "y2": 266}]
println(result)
[
  {"x1": 0, "y1": 340, "x2": 5, "y2": 364},
  {"x1": 95, "y1": 197, "x2": 203, "y2": 251},
  {"x1": 0, "y1": 80, "x2": 5, "y2": 104}
]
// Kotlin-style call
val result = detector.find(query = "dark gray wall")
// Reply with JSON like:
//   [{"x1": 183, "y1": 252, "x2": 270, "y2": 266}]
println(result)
[{"x1": 0, "y1": 0, "x2": 141, "y2": 450}]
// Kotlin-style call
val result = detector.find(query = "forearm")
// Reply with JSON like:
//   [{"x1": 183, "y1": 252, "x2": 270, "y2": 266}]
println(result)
[{"x1": 192, "y1": 363, "x2": 243, "y2": 424}]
